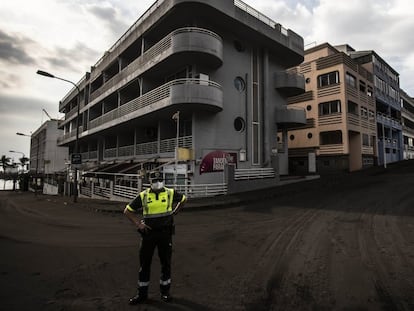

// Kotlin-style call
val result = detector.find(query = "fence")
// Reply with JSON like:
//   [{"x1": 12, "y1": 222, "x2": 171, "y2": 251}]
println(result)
[{"x1": 80, "y1": 180, "x2": 227, "y2": 201}]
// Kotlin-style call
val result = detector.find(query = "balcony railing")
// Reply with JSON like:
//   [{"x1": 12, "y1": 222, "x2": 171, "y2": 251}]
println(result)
[
  {"x1": 234, "y1": 0, "x2": 288, "y2": 35},
  {"x1": 90, "y1": 27, "x2": 222, "y2": 101},
  {"x1": 102, "y1": 136, "x2": 193, "y2": 160},
  {"x1": 93, "y1": 0, "x2": 166, "y2": 71},
  {"x1": 89, "y1": 78, "x2": 222, "y2": 131}
]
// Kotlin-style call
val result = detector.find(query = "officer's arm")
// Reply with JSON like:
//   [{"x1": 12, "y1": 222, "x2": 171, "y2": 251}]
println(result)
[
  {"x1": 124, "y1": 198, "x2": 151, "y2": 230},
  {"x1": 172, "y1": 193, "x2": 186, "y2": 215}
]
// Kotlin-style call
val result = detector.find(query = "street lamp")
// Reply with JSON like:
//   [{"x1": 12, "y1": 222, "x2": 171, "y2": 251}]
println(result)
[
  {"x1": 36, "y1": 70, "x2": 81, "y2": 202},
  {"x1": 9, "y1": 150, "x2": 25, "y2": 157},
  {"x1": 172, "y1": 111, "x2": 180, "y2": 186}
]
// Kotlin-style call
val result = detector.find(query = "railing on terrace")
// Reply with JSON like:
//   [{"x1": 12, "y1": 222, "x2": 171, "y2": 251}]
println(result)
[
  {"x1": 89, "y1": 78, "x2": 221, "y2": 131},
  {"x1": 136, "y1": 141, "x2": 158, "y2": 155},
  {"x1": 93, "y1": 0, "x2": 166, "y2": 69},
  {"x1": 90, "y1": 27, "x2": 221, "y2": 101},
  {"x1": 234, "y1": 0, "x2": 288, "y2": 35},
  {"x1": 103, "y1": 136, "x2": 192, "y2": 159},
  {"x1": 234, "y1": 168, "x2": 275, "y2": 180},
  {"x1": 81, "y1": 180, "x2": 227, "y2": 201}
]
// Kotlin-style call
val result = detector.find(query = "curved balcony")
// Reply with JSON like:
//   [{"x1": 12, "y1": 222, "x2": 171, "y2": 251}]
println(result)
[
  {"x1": 89, "y1": 27, "x2": 223, "y2": 103},
  {"x1": 87, "y1": 78, "x2": 222, "y2": 133},
  {"x1": 274, "y1": 70, "x2": 305, "y2": 97},
  {"x1": 275, "y1": 106, "x2": 306, "y2": 129}
]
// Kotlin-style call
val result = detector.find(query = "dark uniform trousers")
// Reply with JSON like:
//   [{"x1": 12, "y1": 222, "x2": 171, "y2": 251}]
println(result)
[{"x1": 139, "y1": 227, "x2": 172, "y2": 295}]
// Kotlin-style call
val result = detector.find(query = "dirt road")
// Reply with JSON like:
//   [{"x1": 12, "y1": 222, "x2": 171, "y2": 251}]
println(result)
[{"x1": 1, "y1": 161, "x2": 414, "y2": 310}]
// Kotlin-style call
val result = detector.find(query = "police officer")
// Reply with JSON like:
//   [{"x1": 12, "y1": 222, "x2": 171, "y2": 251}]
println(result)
[{"x1": 124, "y1": 171, "x2": 186, "y2": 304}]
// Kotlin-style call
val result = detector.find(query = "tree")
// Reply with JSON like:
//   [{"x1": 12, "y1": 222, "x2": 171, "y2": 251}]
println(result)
[
  {"x1": 1, "y1": 155, "x2": 12, "y2": 190},
  {"x1": 0, "y1": 155, "x2": 11, "y2": 171},
  {"x1": 18, "y1": 157, "x2": 29, "y2": 172}
]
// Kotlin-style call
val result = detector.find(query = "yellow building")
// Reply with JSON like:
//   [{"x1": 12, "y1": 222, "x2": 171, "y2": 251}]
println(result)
[{"x1": 283, "y1": 43, "x2": 376, "y2": 173}]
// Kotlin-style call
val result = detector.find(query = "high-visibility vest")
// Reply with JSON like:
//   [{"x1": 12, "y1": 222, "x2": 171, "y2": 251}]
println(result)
[{"x1": 140, "y1": 187, "x2": 174, "y2": 218}]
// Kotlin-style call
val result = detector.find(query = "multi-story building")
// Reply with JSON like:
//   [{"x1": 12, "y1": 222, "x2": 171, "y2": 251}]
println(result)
[
  {"x1": 56, "y1": 0, "x2": 305, "y2": 197},
  {"x1": 400, "y1": 89, "x2": 414, "y2": 159},
  {"x1": 30, "y1": 120, "x2": 69, "y2": 175},
  {"x1": 285, "y1": 43, "x2": 376, "y2": 173},
  {"x1": 339, "y1": 46, "x2": 403, "y2": 166}
]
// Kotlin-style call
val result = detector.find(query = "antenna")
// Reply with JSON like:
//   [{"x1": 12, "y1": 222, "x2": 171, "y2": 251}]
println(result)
[{"x1": 42, "y1": 108, "x2": 53, "y2": 120}]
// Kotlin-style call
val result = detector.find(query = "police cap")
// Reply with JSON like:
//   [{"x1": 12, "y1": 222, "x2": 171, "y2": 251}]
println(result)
[{"x1": 149, "y1": 171, "x2": 163, "y2": 182}]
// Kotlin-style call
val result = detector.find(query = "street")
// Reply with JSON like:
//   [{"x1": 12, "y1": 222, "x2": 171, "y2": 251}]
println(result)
[{"x1": 1, "y1": 161, "x2": 414, "y2": 310}]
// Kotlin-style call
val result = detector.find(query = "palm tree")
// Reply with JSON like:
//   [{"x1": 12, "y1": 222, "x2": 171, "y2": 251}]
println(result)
[
  {"x1": 1, "y1": 155, "x2": 12, "y2": 189},
  {"x1": 18, "y1": 156, "x2": 29, "y2": 172}
]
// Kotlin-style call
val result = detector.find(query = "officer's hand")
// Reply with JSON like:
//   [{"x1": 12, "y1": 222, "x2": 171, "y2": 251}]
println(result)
[{"x1": 137, "y1": 221, "x2": 151, "y2": 232}]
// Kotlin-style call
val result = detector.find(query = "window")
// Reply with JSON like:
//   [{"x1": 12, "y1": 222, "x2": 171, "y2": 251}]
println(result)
[
  {"x1": 234, "y1": 40, "x2": 245, "y2": 52},
  {"x1": 319, "y1": 100, "x2": 341, "y2": 116},
  {"x1": 320, "y1": 130, "x2": 343, "y2": 145},
  {"x1": 359, "y1": 80, "x2": 366, "y2": 93},
  {"x1": 290, "y1": 134, "x2": 295, "y2": 141},
  {"x1": 368, "y1": 110, "x2": 375, "y2": 120},
  {"x1": 346, "y1": 72, "x2": 357, "y2": 88},
  {"x1": 307, "y1": 133, "x2": 313, "y2": 139},
  {"x1": 234, "y1": 76, "x2": 246, "y2": 92},
  {"x1": 306, "y1": 105, "x2": 312, "y2": 111},
  {"x1": 367, "y1": 85, "x2": 373, "y2": 97},
  {"x1": 234, "y1": 117, "x2": 245, "y2": 132},
  {"x1": 360, "y1": 107, "x2": 368, "y2": 119},
  {"x1": 362, "y1": 134, "x2": 372, "y2": 146},
  {"x1": 347, "y1": 101, "x2": 358, "y2": 115},
  {"x1": 318, "y1": 71, "x2": 339, "y2": 88},
  {"x1": 389, "y1": 86, "x2": 398, "y2": 100}
]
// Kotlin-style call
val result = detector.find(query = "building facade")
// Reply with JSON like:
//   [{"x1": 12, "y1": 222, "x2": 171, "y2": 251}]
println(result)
[
  {"x1": 56, "y1": 0, "x2": 305, "y2": 197},
  {"x1": 401, "y1": 89, "x2": 414, "y2": 159},
  {"x1": 340, "y1": 47, "x2": 403, "y2": 166},
  {"x1": 30, "y1": 120, "x2": 69, "y2": 175},
  {"x1": 285, "y1": 43, "x2": 376, "y2": 173}
]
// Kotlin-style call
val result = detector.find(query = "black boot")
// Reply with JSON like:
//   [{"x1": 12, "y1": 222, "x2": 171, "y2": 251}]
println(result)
[
  {"x1": 161, "y1": 291, "x2": 172, "y2": 302},
  {"x1": 129, "y1": 289, "x2": 148, "y2": 305}
]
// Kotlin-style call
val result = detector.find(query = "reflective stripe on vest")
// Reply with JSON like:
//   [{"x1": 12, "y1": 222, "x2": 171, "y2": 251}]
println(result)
[{"x1": 140, "y1": 187, "x2": 174, "y2": 218}]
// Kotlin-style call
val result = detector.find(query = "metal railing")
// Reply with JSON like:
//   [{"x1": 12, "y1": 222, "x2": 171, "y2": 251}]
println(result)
[
  {"x1": 93, "y1": 0, "x2": 166, "y2": 70},
  {"x1": 89, "y1": 78, "x2": 221, "y2": 131},
  {"x1": 81, "y1": 180, "x2": 227, "y2": 201},
  {"x1": 234, "y1": 168, "x2": 275, "y2": 180},
  {"x1": 101, "y1": 136, "x2": 192, "y2": 159},
  {"x1": 234, "y1": 0, "x2": 288, "y2": 35}
]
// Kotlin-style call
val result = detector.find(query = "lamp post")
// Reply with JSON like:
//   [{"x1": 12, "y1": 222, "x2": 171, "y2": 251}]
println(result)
[
  {"x1": 36, "y1": 70, "x2": 81, "y2": 202},
  {"x1": 172, "y1": 111, "x2": 180, "y2": 186}
]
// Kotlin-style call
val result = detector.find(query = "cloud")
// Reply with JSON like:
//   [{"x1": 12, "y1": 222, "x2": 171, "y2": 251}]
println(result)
[
  {"x1": 0, "y1": 94, "x2": 61, "y2": 157},
  {"x1": 43, "y1": 42, "x2": 99, "y2": 72},
  {"x1": 0, "y1": 70, "x2": 21, "y2": 90},
  {"x1": 85, "y1": 3, "x2": 131, "y2": 42},
  {"x1": 0, "y1": 94, "x2": 58, "y2": 118},
  {"x1": 245, "y1": 0, "x2": 414, "y2": 95},
  {"x1": 0, "y1": 29, "x2": 36, "y2": 65}
]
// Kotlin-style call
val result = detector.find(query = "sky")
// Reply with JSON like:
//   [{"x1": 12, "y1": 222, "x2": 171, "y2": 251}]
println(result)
[{"x1": 1, "y1": 0, "x2": 413, "y2": 164}]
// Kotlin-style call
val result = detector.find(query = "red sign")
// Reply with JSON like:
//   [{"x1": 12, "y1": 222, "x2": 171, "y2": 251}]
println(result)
[{"x1": 199, "y1": 151, "x2": 237, "y2": 175}]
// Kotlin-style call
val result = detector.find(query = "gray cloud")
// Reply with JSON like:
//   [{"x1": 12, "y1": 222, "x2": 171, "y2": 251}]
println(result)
[
  {"x1": 43, "y1": 42, "x2": 99, "y2": 72},
  {"x1": 0, "y1": 94, "x2": 58, "y2": 118},
  {"x1": 0, "y1": 94, "x2": 60, "y2": 157},
  {"x1": 86, "y1": 4, "x2": 130, "y2": 39},
  {"x1": 0, "y1": 70, "x2": 22, "y2": 90},
  {"x1": 0, "y1": 29, "x2": 36, "y2": 65}
]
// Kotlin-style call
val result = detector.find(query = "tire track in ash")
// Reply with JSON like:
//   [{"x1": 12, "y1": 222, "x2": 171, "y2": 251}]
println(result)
[
  {"x1": 357, "y1": 199, "x2": 413, "y2": 311},
  {"x1": 243, "y1": 205, "x2": 323, "y2": 311}
]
